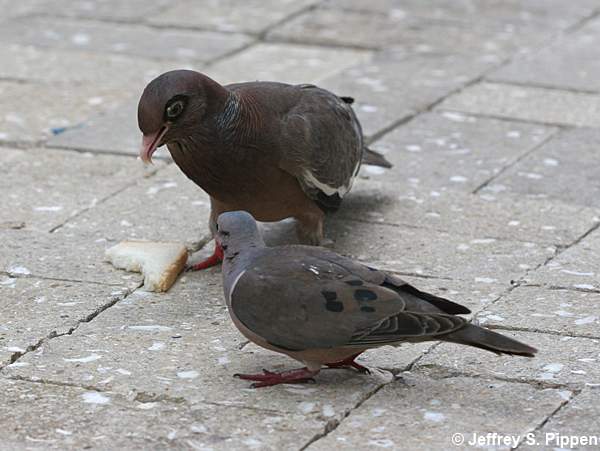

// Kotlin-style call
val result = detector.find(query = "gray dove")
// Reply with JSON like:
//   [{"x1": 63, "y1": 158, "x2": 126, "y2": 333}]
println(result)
[{"x1": 217, "y1": 211, "x2": 537, "y2": 388}]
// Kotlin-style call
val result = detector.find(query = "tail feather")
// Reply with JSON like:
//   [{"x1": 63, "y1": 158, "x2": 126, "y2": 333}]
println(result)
[
  {"x1": 362, "y1": 147, "x2": 393, "y2": 169},
  {"x1": 443, "y1": 324, "x2": 537, "y2": 357}
]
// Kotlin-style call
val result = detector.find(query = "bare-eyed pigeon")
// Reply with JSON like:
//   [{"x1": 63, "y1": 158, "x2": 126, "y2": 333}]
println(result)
[
  {"x1": 138, "y1": 70, "x2": 391, "y2": 270},
  {"x1": 216, "y1": 211, "x2": 537, "y2": 388}
]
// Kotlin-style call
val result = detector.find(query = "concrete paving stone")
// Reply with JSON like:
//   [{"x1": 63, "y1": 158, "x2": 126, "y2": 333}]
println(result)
[
  {"x1": 24, "y1": 0, "x2": 171, "y2": 21},
  {"x1": 438, "y1": 81, "x2": 600, "y2": 127},
  {"x1": 524, "y1": 228, "x2": 600, "y2": 291},
  {"x1": 320, "y1": 54, "x2": 493, "y2": 138},
  {"x1": 417, "y1": 330, "x2": 600, "y2": 387},
  {"x1": 0, "y1": 277, "x2": 126, "y2": 368},
  {"x1": 0, "y1": 17, "x2": 252, "y2": 63},
  {"x1": 479, "y1": 286, "x2": 600, "y2": 339},
  {"x1": 0, "y1": 0, "x2": 41, "y2": 18},
  {"x1": 0, "y1": 80, "x2": 129, "y2": 143},
  {"x1": 4, "y1": 271, "x2": 393, "y2": 415},
  {"x1": 363, "y1": 111, "x2": 556, "y2": 191},
  {"x1": 0, "y1": 43, "x2": 177, "y2": 89},
  {"x1": 0, "y1": 377, "x2": 331, "y2": 450},
  {"x1": 482, "y1": 128, "x2": 600, "y2": 208},
  {"x1": 267, "y1": 7, "x2": 552, "y2": 60},
  {"x1": 308, "y1": 371, "x2": 569, "y2": 451},
  {"x1": 343, "y1": 181, "x2": 600, "y2": 246},
  {"x1": 323, "y1": 0, "x2": 599, "y2": 30},
  {"x1": 490, "y1": 17, "x2": 600, "y2": 92},
  {"x1": 207, "y1": 42, "x2": 372, "y2": 86},
  {"x1": 520, "y1": 389, "x2": 600, "y2": 451},
  {"x1": 327, "y1": 218, "x2": 555, "y2": 284},
  {"x1": 0, "y1": 147, "x2": 161, "y2": 232},
  {"x1": 150, "y1": 0, "x2": 316, "y2": 35}
]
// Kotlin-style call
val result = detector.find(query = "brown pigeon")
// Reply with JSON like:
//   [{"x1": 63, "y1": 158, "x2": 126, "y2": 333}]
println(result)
[
  {"x1": 137, "y1": 70, "x2": 391, "y2": 270},
  {"x1": 217, "y1": 211, "x2": 537, "y2": 388}
]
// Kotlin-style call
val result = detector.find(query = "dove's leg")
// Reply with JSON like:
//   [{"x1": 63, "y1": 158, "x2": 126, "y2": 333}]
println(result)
[
  {"x1": 325, "y1": 353, "x2": 370, "y2": 374},
  {"x1": 233, "y1": 367, "x2": 320, "y2": 388},
  {"x1": 295, "y1": 206, "x2": 325, "y2": 245},
  {"x1": 188, "y1": 199, "x2": 223, "y2": 271}
]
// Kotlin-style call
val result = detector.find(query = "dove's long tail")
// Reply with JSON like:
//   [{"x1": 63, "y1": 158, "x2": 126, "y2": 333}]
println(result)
[
  {"x1": 362, "y1": 147, "x2": 393, "y2": 168},
  {"x1": 442, "y1": 324, "x2": 537, "y2": 357}
]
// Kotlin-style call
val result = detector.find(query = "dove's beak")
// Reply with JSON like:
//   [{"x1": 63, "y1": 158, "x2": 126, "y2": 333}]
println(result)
[{"x1": 139, "y1": 125, "x2": 168, "y2": 164}]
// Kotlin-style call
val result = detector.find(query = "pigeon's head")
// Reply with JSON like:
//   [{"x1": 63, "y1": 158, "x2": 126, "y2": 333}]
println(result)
[
  {"x1": 138, "y1": 69, "x2": 212, "y2": 163},
  {"x1": 216, "y1": 211, "x2": 263, "y2": 251}
]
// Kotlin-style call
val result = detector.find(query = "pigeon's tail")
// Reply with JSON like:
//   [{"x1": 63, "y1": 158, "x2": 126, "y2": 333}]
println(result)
[
  {"x1": 362, "y1": 147, "x2": 393, "y2": 168},
  {"x1": 442, "y1": 324, "x2": 537, "y2": 357}
]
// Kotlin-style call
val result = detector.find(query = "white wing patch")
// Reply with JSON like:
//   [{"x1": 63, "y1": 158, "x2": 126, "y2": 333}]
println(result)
[
  {"x1": 303, "y1": 163, "x2": 359, "y2": 198},
  {"x1": 228, "y1": 269, "x2": 246, "y2": 306}
]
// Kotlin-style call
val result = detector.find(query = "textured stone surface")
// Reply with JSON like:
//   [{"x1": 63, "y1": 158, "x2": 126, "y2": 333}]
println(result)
[
  {"x1": 438, "y1": 82, "x2": 600, "y2": 127},
  {"x1": 361, "y1": 111, "x2": 556, "y2": 191},
  {"x1": 343, "y1": 181, "x2": 600, "y2": 246},
  {"x1": 482, "y1": 128, "x2": 600, "y2": 208},
  {"x1": 0, "y1": 17, "x2": 251, "y2": 63},
  {"x1": 208, "y1": 42, "x2": 371, "y2": 86},
  {"x1": 150, "y1": 0, "x2": 315, "y2": 34},
  {"x1": 0, "y1": 277, "x2": 125, "y2": 368},
  {"x1": 417, "y1": 330, "x2": 600, "y2": 387},
  {"x1": 320, "y1": 55, "x2": 492, "y2": 138},
  {"x1": 0, "y1": 147, "x2": 160, "y2": 232},
  {"x1": 20, "y1": 0, "x2": 171, "y2": 21},
  {"x1": 480, "y1": 286, "x2": 600, "y2": 338},
  {"x1": 308, "y1": 371, "x2": 569, "y2": 451},
  {"x1": 491, "y1": 18, "x2": 600, "y2": 92}
]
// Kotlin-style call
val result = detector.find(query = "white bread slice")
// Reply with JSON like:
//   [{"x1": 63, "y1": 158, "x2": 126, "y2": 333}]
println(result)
[{"x1": 105, "y1": 241, "x2": 188, "y2": 292}]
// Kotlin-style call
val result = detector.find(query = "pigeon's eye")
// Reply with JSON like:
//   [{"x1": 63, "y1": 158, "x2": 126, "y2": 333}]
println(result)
[{"x1": 166, "y1": 100, "x2": 184, "y2": 119}]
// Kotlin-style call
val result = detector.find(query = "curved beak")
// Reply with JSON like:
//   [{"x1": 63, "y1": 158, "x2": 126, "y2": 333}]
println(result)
[{"x1": 139, "y1": 125, "x2": 169, "y2": 164}]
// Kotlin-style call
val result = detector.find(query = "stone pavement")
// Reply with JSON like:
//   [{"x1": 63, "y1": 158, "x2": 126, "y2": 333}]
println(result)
[{"x1": 1, "y1": 1, "x2": 600, "y2": 450}]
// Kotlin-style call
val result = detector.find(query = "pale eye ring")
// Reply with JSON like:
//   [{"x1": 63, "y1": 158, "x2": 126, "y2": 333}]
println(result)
[{"x1": 166, "y1": 100, "x2": 184, "y2": 119}]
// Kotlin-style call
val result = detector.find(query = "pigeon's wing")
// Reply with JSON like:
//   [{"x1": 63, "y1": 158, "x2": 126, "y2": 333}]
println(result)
[
  {"x1": 229, "y1": 250, "x2": 468, "y2": 351},
  {"x1": 277, "y1": 84, "x2": 364, "y2": 212}
]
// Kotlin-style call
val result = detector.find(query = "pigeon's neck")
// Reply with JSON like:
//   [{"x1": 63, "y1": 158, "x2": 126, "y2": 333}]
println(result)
[
  {"x1": 214, "y1": 91, "x2": 259, "y2": 145},
  {"x1": 222, "y1": 238, "x2": 264, "y2": 301}
]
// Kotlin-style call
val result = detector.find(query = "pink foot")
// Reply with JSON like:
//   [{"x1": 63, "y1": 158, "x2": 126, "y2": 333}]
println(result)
[
  {"x1": 233, "y1": 367, "x2": 320, "y2": 388},
  {"x1": 187, "y1": 243, "x2": 223, "y2": 271},
  {"x1": 325, "y1": 353, "x2": 370, "y2": 374}
]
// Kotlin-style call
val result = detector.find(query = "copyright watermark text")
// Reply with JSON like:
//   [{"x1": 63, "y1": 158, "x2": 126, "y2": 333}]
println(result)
[{"x1": 451, "y1": 432, "x2": 599, "y2": 448}]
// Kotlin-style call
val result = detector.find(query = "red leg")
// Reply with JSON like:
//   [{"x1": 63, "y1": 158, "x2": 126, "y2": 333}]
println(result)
[
  {"x1": 325, "y1": 353, "x2": 370, "y2": 374},
  {"x1": 187, "y1": 242, "x2": 223, "y2": 271},
  {"x1": 233, "y1": 367, "x2": 320, "y2": 388}
]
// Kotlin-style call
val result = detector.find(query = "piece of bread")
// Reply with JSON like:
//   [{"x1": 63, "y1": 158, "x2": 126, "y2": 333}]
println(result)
[{"x1": 105, "y1": 241, "x2": 188, "y2": 292}]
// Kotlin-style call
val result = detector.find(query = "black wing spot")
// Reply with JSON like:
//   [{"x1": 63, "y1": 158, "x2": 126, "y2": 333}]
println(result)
[
  {"x1": 345, "y1": 279, "x2": 364, "y2": 286},
  {"x1": 361, "y1": 306, "x2": 376, "y2": 313},
  {"x1": 326, "y1": 300, "x2": 344, "y2": 313},
  {"x1": 354, "y1": 289, "x2": 377, "y2": 302},
  {"x1": 321, "y1": 290, "x2": 337, "y2": 301}
]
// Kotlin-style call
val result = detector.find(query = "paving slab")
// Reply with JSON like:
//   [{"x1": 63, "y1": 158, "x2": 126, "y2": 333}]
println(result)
[
  {"x1": 327, "y1": 218, "x2": 555, "y2": 284},
  {"x1": 362, "y1": 111, "x2": 556, "y2": 191},
  {"x1": 0, "y1": 147, "x2": 161, "y2": 232},
  {"x1": 320, "y1": 55, "x2": 492, "y2": 138},
  {"x1": 150, "y1": 0, "x2": 316, "y2": 34},
  {"x1": 479, "y1": 286, "x2": 600, "y2": 339},
  {"x1": 482, "y1": 128, "x2": 600, "y2": 208},
  {"x1": 524, "y1": 228, "x2": 600, "y2": 291},
  {"x1": 323, "y1": 0, "x2": 599, "y2": 30},
  {"x1": 520, "y1": 388, "x2": 600, "y2": 451},
  {"x1": 0, "y1": 17, "x2": 252, "y2": 63},
  {"x1": 343, "y1": 181, "x2": 600, "y2": 246},
  {"x1": 207, "y1": 42, "x2": 372, "y2": 86},
  {"x1": 0, "y1": 277, "x2": 126, "y2": 369},
  {"x1": 3, "y1": 271, "x2": 393, "y2": 416},
  {"x1": 417, "y1": 330, "x2": 600, "y2": 387},
  {"x1": 0, "y1": 377, "x2": 332, "y2": 451},
  {"x1": 438, "y1": 82, "x2": 600, "y2": 127},
  {"x1": 308, "y1": 371, "x2": 569, "y2": 451},
  {"x1": 490, "y1": 17, "x2": 600, "y2": 92},
  {"x1": 0, "y1": 80, "x2": 130, "y2": 143},
  {"x1": 22, "y1": 0, "x2": 171, "y2": 21}
]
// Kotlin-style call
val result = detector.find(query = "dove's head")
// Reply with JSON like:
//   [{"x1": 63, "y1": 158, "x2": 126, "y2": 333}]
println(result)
[
  {"x1": 216, "y1": 211, "x2": 264, "y2": 254},
  {"x1": 137, "y1": 69, "x2": 222, "y2": 163}
]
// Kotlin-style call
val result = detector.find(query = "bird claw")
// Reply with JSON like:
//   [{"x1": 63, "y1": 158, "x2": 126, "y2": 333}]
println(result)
[
  {"x1": 233, "y1": 367, "x2": 319, "y2": 388},
  {"x1": 325, "y1": 353, "x2": 370, "y2": 374},
  {"x1": 187, "y1": 243, "x2": 224, "y2": 271}
]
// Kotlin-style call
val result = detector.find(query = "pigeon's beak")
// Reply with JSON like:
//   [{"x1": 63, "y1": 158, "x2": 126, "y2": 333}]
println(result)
[{"x1": 139, "y1": 125, "x2": 168, "y2": 164}]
